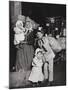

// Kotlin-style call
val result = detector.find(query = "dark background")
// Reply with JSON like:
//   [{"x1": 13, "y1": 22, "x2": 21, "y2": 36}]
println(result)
[{"x1": 22, "y1": 2, "x2": 66, "y2": 24}]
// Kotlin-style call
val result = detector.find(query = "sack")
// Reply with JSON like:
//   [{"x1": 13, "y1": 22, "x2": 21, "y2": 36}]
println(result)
[
  {"x1": 57, "y1": 37, "x2": 66, "y2": 49},
  {"x1": 48, "y1": 37, "x2": 62, "y2": 52}
]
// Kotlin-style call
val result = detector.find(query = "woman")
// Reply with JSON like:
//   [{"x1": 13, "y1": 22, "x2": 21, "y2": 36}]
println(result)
[{"x1": 15, "y1": 21, "x2": 34, "y2": 72}]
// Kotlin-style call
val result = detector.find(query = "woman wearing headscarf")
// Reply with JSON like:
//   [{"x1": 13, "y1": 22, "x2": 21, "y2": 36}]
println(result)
[{"x1": 14, "y1": 20, "x2": 34, "y2": 72}]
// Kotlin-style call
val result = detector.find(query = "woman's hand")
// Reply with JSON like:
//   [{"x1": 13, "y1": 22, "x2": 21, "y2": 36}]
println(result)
[
  {"x1": 16, "y1": 44, "x2": 19, "y2": 49},
  {"x1": 20, "y1": 41, "x2": 24, "y2": 44}
]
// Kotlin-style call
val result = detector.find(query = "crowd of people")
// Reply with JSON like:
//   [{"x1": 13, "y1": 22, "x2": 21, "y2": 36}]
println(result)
[{"x1": 13, "y1": 16, "x2": 62, "y2": 86}]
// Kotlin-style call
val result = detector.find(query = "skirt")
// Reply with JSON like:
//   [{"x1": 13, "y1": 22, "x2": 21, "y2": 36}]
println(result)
[
  {"x1": 16, "y1": 44, "x2": 34, "y2": 71},
  {"x1": 28, "y1": 67, "x2": 44, "y2": 82}
]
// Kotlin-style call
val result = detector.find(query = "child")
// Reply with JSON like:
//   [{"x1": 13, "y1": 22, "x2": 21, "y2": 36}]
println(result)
[
  {"x1": 14, "y1": 20, "x2": 27, "y2": 45},
  {"x1": 28, "y1": 48, "x2": 44, "y2": 85}
]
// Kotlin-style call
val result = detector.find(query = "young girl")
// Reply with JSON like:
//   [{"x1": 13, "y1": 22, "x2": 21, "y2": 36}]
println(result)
[
  {"x1": 28, "y1": 48, "x2": 44, "y2": 85},
  {"x1": 14, "y1": 20, "x2": 27, "y2": 45}
]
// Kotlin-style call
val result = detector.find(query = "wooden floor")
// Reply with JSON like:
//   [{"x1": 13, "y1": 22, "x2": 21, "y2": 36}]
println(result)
[{"x1": 9, "y1": 60, "x2": 66, "y2": 89}]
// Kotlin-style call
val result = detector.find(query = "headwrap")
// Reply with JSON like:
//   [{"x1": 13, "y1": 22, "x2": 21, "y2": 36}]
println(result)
[{"x1": 35, "y1": 48, "x2": 45, "y2": 56}]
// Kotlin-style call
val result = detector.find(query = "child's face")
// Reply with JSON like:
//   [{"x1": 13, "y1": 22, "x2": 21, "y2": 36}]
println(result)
[
  {"x1": 25, "y1": 21, "x2": 32, "y2": 30},
  {"x1": 37, "y1": 52, "x2": 43, "y2": 59},
  {"x1": 17, "y1": 23, "x2": 26, "y2": 32}
]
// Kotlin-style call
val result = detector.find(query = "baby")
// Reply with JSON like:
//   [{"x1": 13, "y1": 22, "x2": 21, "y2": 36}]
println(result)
[
  {"x1": 28, "y1": 48, "x2": 44, "y2": 85},
  {"x1": 14, "y1": 20, "x2": 26, "y2": 45}
]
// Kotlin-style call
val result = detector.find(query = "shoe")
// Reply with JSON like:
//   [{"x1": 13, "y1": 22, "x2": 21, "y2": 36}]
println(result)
[
  {"x1": 44, "y1": 79, "x2": 49, "y2": 85},
  {"x1": 39, "y1": 80, "x2": 48, "y2": 86},
  {"x1": 47, "y1": 81, "x2": 54, "y2": 86},
  {"x1": 32, "y1": 82, "x2": 37, "y2": 87},
  {"x1": 45, "y1": 79, "x2": 48, "y2": 82},
  {"x1": 37, "y1": 81, "x2": 42, "y2": 87}
]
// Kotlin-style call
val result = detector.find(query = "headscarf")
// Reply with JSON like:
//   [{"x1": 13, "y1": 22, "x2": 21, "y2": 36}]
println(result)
[{"x1": 35, "y1": 48, "x2": 45, "y2": 56}]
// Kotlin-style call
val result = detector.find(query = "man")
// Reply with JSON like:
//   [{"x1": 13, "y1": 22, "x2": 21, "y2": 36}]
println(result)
[{"x1": 36, "y1": 27, "x2": 55, "y2": 85}]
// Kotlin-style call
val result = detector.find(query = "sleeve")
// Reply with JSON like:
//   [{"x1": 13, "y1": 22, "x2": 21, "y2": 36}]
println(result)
[
  {"x1": 14, "y1": 34, "x2": 20, "y2": 45},
  {"x1": 32, "y1": 62, "x2": 36, "y2": 66},
  {"x1": 14, "y1": 27, "x2": 21, "y2": 34},
  {"x1": 14, "y1": 39, "x2": 17, "y2": 45},
  {"x1": 14, "y1": 38, "x2": 19, "y2": 45},
  {"x1": 32, "y1": 57, "x2": 37, "y2": 66}
]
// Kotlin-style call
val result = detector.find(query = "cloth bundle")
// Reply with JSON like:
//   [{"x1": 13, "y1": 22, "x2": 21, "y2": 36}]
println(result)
[{"x1": 48, "y1": 36, "x2": 62, "y2": 52}]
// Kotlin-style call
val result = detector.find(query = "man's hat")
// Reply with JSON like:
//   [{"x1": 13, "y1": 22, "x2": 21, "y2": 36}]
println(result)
[{"x1": 36, "y1": 26, "x2": 44, "y2": 34}]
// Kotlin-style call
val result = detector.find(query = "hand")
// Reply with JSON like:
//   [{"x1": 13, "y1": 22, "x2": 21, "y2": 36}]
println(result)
[
  {"x1": 16, "y1": 45, "x2": 19, "y2": 48},
  {"x1": 38, "y1": 40, "x2": 43, "y2": 48},
  {"x1": 20, "y1": 41, "x2": 24, "y2": 44}
]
